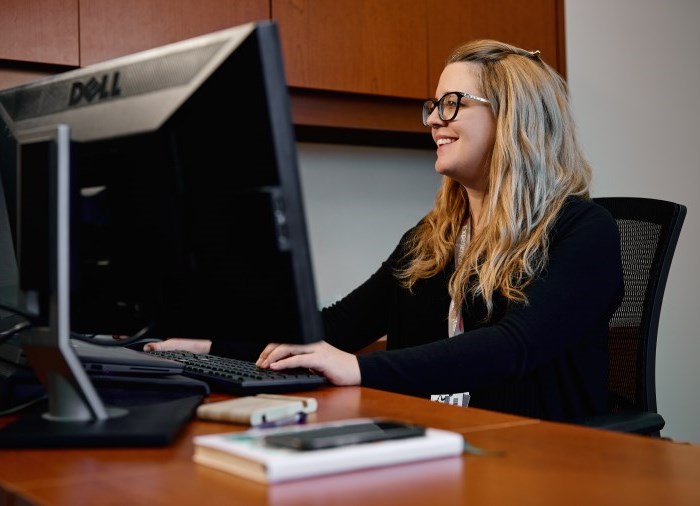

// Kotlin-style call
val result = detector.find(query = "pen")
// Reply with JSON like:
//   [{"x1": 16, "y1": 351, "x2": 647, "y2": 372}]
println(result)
[{"x1": 255, "y1": 412, "x2": 307, "y2": 429}]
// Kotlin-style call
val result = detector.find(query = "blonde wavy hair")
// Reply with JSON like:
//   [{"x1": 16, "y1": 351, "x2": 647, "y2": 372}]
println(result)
[{"x1": 397, "y1": 39, "x2": 592, "y2": 318}]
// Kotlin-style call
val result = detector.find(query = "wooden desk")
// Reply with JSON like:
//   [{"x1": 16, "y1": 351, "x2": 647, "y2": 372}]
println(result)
[{"x1": 1, "y1": 386, "x2": 699, "y2": 506}]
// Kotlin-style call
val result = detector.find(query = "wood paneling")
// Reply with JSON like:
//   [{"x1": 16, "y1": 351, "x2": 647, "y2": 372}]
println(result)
[
  {"x1": 274, "y1": 0, "x2": 429, "y2": 99},
  {"x1": 79, "y1": 0, "x2": 269, "y2": 65},
  {"x1": 427, "y1": 0, "x2": 565, "y2": 93},
  {"x1": 0, "y1": 0, "x2": 566, "y2": 147},
  {"x1": 0, "y1": 0, "x2": 79, "y2": 66}
]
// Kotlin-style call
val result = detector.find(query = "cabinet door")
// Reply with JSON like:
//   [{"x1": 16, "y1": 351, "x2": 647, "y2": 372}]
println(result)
[
  {"x1": 427, "y1": 0, "x2": 565, "y2": 91},
  {"x1": 0, "y1": 0, "x2": 79, "y2": 66},
  {"x1": 273, "y1": 0, "x2": 428, "y2": 99},
  {"x1": 79, "y1": 0, "x2": 269, "y2": 65}
]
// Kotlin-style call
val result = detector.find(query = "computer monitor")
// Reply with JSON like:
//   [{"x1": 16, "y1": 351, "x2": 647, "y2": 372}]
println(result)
[{"x1": 0, "y1": 21, "x2": 324, "y2": 446}]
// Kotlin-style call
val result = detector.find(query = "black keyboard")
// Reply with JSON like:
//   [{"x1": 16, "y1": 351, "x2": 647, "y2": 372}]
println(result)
[{"x1": 145, "y1": 350, "x2": 327, "y2": 394}]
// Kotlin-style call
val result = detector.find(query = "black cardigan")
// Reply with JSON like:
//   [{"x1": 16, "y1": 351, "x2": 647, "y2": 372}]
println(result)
[
  {"x1": 211, "y1": 197, "x2": 623, "y2": 422},
  {"x1": 320, "y1": 197, "x2": 624, "y2": 422}
]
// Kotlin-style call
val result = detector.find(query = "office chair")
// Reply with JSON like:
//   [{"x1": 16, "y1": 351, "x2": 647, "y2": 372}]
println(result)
[{"x1": 575, "y1": 197, "x2": 686, "y2": 436}]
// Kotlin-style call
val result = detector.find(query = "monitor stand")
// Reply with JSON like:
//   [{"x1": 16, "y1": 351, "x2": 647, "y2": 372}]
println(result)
[
  {"x1": 0, "y1": 125, "x2": 201, "y2": 447},
  {"x1": 0, "y1": 391, "x2": 203, "y2": 447}
]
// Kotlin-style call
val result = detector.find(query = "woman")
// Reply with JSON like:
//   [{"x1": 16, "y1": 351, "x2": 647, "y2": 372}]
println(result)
[{"x1": 148, "y1": 39, "x2": 624, "y2": 422}]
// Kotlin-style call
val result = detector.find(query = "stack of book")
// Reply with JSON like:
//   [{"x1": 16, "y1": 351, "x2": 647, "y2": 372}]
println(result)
[{"x1": 192, "y1": 418, "x2": 465, "y2": 483}]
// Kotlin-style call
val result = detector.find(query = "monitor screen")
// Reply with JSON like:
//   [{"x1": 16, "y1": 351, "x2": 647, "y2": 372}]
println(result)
[{"x1": 0, "y1": 21, "x2": 324, "y2": 348}]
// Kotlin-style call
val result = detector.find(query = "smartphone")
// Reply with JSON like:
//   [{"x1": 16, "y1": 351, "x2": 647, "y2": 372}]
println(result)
[{"x1": 263, "y1": 419, "x2": 426, "y2": 451}]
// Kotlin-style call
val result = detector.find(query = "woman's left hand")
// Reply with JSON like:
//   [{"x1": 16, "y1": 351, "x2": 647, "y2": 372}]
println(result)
[
  {"x1": 144, "y1": 338, "x2": 212, "y2": 354},
  {"x1": 256, "y1": 341, "x2": 361, "y2": 386}
]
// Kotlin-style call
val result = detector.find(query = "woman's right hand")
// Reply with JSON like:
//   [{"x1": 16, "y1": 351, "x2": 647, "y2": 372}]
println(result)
[{"x1": 256, "y1": 340, "x2": 361, "y2": 386}]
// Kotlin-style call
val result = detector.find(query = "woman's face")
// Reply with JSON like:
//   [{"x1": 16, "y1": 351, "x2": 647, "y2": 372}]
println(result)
[{"x1": 427, "y1": 62, "x2": 496, "y2": 192}]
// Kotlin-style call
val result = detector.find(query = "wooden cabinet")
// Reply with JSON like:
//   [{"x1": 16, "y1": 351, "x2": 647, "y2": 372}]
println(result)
[
  {"x1": 427, "y1": 0, "x2": 565, "y2": 89},
  {"x1": 0, "y1": 0, "x2": 79, "y2": 90},
  {"x1": 276, "y1": 0, "x2": 565, "y2": 99},
  {"x1": 272, "y1": 0, "x2": 431, "y2": 141},
  {"x1": 0, "y1": 0, "x2": 79, "y2": 66},
  {"x1": 0, "y1": 0, "x2": 565, "y2": 148},
  {"x1": 275, "y1": 0, "x2": 565, "y2": 145},
  {"x1": 78, "y1": 0, "x2": 268, "y2": 66},
  {"x1": 273, "y1": 0, "x2": 428, "y2": 99}
]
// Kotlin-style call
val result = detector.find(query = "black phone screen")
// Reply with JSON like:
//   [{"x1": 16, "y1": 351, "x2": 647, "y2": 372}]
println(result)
[{"x1": 263, "y1": 420, "x2": 426, "y2": 451}]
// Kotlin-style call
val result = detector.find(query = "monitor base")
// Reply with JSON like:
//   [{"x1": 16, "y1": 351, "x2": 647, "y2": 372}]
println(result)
[{"x1": 0, "y1": 393, "x2": 203, "y2": 448}]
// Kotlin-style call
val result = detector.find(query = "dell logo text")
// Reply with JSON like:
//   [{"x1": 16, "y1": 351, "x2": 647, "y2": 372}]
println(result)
[{"x1": 68, "y1": 72, "x2": 122, "y2": 106}]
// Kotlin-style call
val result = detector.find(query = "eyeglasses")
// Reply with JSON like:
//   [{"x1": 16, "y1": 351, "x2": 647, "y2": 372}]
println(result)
[{"x1": 422, "y1": 91, "x2": 491, "y2": 126}]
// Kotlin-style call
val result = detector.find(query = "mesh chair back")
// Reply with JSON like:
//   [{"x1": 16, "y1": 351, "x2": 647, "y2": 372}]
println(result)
[{"x1": 593, "y1": 197, "x2": 686, "y2": 416}]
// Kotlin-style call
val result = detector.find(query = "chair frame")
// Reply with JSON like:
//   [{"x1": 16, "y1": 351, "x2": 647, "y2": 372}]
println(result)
[{"x1": 584, "y1": 197, "x2": 686, "y2": 435}]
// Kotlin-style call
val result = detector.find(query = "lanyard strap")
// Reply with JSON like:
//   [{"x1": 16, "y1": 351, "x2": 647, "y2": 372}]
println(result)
[{"x1": 448, "y1": 222, "x2": 470, "y2": 337}]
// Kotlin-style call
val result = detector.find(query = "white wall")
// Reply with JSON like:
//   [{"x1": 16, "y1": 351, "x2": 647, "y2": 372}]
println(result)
[
  {"x1": 297, "y1": 0, "x2": 700, "y2": 444},
  {"x1": 298, "y1": 143, "x2": 439, "y2": 308}
]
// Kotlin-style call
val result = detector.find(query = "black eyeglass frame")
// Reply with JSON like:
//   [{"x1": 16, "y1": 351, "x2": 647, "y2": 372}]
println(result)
[{"x1": 422, "y1": 91, "x2": 491, "y2": 126}]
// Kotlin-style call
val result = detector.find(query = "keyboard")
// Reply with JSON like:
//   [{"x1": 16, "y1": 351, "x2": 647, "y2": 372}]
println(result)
[{"x1": 145, "y1": 350, "x2": 327, "y2": 394}]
